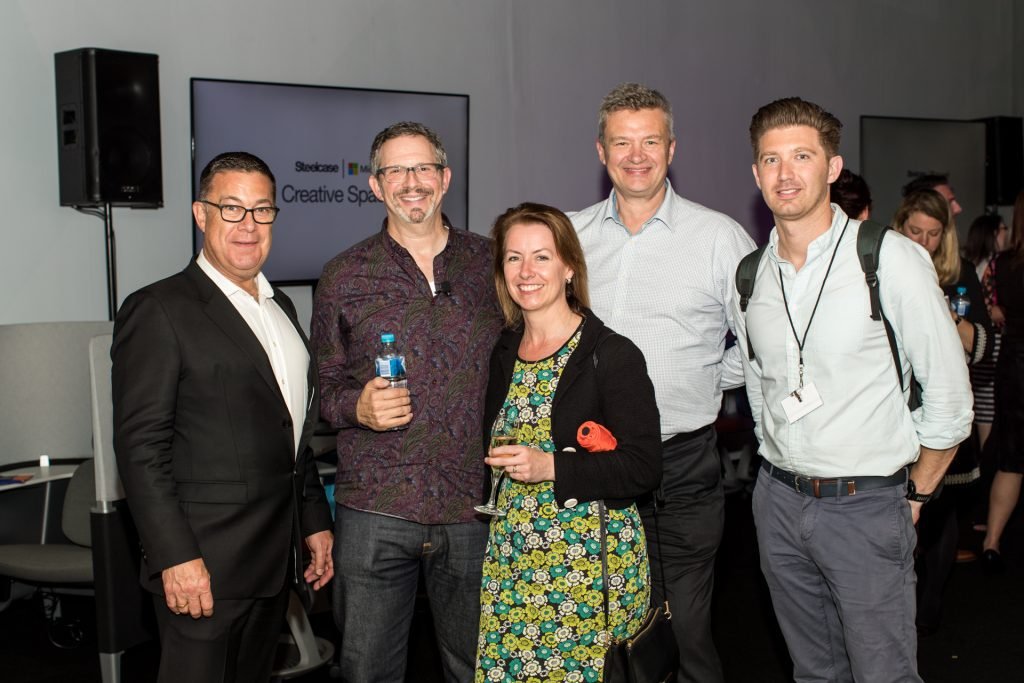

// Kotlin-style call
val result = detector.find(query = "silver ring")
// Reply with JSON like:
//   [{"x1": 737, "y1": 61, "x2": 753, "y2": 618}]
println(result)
[{"x1": 512, "y1": 465, "x2": 518, "y2": 474}]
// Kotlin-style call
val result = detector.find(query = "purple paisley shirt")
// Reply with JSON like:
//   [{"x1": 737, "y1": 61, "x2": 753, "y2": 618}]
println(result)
[{"x1": 311, "y1": 220, "x2": 503, "y2": 524}]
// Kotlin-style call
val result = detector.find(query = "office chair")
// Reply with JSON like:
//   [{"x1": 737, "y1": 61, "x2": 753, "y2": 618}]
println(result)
[{"x1": 0, "y1": 461, "x2": 95, "y2": 645}]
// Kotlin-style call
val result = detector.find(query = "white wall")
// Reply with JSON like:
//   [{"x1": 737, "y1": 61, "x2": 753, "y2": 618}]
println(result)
[{"x1": 1, "y1": 0, "x2": 1019, "y2": 324}]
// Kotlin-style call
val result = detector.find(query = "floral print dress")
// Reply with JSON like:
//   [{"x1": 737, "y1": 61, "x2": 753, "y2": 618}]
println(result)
[{"x1": 475, "y1": 329, "x2": 651, "y2": 683}]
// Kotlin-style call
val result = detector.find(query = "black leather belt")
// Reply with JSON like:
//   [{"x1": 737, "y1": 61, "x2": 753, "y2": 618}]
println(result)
[
  {"x1": 663, "y1": 424, "x2": 713, "y2": 448},
  {"x1": 761, "y1": 460, "x2": 907, "y2": 498}
]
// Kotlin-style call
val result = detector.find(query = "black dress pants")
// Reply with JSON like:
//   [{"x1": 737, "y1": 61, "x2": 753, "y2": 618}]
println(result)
[
  {"x1": 152, "y1": 581, "x2": 290, "y2": 683},
  {"x1": 639, "y1": 427, "x2": 725, "y2": 683}
]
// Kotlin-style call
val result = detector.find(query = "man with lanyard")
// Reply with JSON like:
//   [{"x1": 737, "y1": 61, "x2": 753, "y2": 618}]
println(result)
[
  {"x1": 571, "y1": 83, "x2": 755, "y2": 682},
  {"x1": 733, "y1": 97, "x2": 973, "y2": 681}
]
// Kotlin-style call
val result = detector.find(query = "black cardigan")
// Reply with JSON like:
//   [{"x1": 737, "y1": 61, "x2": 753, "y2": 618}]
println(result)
[{"x1": 482, "y1": 311, "x2": 662, "y2": 509}]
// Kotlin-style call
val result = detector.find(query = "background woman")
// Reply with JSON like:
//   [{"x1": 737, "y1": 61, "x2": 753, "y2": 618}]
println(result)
[
  {"x1": 475, "y1": 203, "x2": 662, "y2": 682},
  {"x1": 894, "y1": 189, "x2": 993, "y2": 633},
  {"x1": 983, "y1": 189, "x2": 1024, "y2": 572},
  {"x1": 962, "y1": 213, "x2": 1009, "y2": 452}
]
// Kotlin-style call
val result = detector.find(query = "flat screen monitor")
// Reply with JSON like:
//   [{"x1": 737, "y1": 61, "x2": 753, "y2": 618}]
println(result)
[{"x1": 191, "y1": 78, "x2": 469, "y2": 284}]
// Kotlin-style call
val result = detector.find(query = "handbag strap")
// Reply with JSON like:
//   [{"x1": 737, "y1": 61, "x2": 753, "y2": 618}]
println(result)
[{"x1": 598, "y1": 498, "x2": 671, "y2": 642}]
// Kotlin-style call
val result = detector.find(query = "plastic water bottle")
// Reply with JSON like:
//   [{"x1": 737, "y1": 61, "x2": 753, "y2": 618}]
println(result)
[
  {"x1": 950, "y1": 286, "x2": 970, "y2": 317},
  {"x1": 375, "y1": 333, "x2": 407, "y2": 389}
]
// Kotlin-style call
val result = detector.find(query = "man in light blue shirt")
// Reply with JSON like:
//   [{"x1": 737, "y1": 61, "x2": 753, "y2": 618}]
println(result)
[
  {"x1": 572, "y1": 83, "x2": 755, "y2": 683},
  {"x1": 734, "y1": 97, "x2": 972, "y2": 682}
]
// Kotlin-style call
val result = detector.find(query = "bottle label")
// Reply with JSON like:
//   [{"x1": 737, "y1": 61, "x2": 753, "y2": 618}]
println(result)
[
  {"x1": 376, "y1": 356, "x2": 406, "y2": 379},
  {"x1": 955, "y1": 301, "x2": 970, "y2": 317}
]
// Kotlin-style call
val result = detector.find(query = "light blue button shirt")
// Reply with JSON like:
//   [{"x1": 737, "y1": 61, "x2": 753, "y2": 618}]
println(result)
[{"x1": 572, "y1": 181, "x2": 756, "y2": 437}]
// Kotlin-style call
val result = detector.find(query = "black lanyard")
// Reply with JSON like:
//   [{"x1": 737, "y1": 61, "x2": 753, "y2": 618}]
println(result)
[{"x1": 777, "y1": 217, "x2": 850, "y2": 396}]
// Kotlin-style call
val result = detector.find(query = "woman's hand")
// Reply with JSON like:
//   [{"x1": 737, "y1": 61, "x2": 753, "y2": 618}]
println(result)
[{"x1": 485, "y1": 444, "x2": 555, "y2": 483}]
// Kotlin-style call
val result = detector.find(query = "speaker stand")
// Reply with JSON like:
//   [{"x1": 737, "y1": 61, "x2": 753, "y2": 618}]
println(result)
[
  {"x1": 102, "y1": 202, "x2": 117, "y2": 321},
  {"x1": 72, "y1": 204, "x2": 119, "y2": 321}
]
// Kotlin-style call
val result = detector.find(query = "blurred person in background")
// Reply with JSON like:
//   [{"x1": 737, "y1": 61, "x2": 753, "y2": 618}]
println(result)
[
  {"x1": 903, "y1": 173, "x2": 963, "y2": 218},
  {"x1": 962, "y1": 214, "x2": 1010, "y2": 452},
  {"x1": 830, "y1": 168, "x2": 872, "y2": 220},
  {"x1": 983, "y1": 189, "x2": 1024, "y2": 573},
  {"x1": 894, "y1": 189, "x2": 993, "y2": 633}
]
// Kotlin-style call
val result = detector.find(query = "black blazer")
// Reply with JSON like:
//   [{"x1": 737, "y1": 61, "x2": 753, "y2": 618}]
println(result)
[
  {"x1": 483, "y1": 310, "x2": 662, "y2": 509},
  {"x1": 112, "y1": 260, "x2": 333, "y2": 600}
]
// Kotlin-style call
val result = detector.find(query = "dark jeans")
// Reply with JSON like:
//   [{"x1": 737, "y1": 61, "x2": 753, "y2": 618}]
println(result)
[
  {"x1": 639, "y1": 427, "x2": 725, "y2": 683},
  {"x1": 332, "y1": 506, "x2": 488, "y2": 683},
  {"x1": 752, "y1": 467, "x2": 920, "y2": 683}
]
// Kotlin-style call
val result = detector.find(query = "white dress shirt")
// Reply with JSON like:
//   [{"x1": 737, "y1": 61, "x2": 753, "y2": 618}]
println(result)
[
  {"x1": 732, "y1": 206, "x2": 973, "y2": 477},
  {"x1": 572, "y1": 181, "x2": 756, "y2": 437},
  {"x1": 197, "y1": 251, "x2": 309, "y2": 457}
]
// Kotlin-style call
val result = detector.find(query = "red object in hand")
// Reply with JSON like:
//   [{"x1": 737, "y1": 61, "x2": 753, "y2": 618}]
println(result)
[{"x1": 577, "y1": 421, "x2": 617, "y2": 452}]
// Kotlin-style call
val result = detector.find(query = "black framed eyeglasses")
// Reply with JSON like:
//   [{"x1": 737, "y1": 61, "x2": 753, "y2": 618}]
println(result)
[
  {"x1": 199, "y1": 200, "x2": 280, "y2": 224},
  {"x1": 376, "y1": 163, "x2": 445, "y2": 184}
]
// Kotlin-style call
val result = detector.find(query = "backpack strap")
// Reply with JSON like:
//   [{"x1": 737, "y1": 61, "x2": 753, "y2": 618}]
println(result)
[
  {"x1": 856, "y1": 220, "x2": 918, "y2": 406},
  {"x1": 735, "y1": 244, "x2": 769, "y2": 361},
  {"x1": 857, "y1": 219, "x2": 889, "y2": 322}
]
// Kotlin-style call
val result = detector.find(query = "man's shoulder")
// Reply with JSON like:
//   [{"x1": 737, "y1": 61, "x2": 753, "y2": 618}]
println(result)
[
  {"x1": 568, "y1": 197, "x2": 612, "y2": 229},
  {"x1": 116, "y1": 267, "x2": 205, "y2": 334},
  {"x1": 125, "y1": 265, "x2": 197, "y2": 304},
  {"x1": 875, "y1": 225, "x2": 930, "y2": 271},
  {"x1": 320, "y1": 231, "x2": 385, "y2": 280},
  {"x1": 670, "y1": 192, "x2": 749, "y2": 236},
  {"x1": 448, "y1": 227, "x2": 493, "y2": 255}
]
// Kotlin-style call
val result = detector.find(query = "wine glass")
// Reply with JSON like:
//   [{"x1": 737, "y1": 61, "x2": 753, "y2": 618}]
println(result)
[{"x1": 475, "y1": 428, "x2": 517, "y2": 517}]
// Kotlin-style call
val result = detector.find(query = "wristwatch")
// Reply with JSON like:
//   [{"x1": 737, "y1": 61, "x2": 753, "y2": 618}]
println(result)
[{"x1": 906, "y1": 479, "x2": 933, "y2": 503}]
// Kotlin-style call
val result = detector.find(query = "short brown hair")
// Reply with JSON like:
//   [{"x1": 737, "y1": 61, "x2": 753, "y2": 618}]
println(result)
[
  {"x1": 369, "y1": 121, "x2": 448, "y2": 175},
  {"x1": 490, "y1": 203, "x2": 590, "y2": 327},
  {"x1": 749, "y1": 97, "x2": 842, "y2": 161},
  {"x1": 598, "y1": 83, "x2": 674, "y2": 143},
  {"x1": 198, "y1": 151, "x2": 275, "y2": 200}
]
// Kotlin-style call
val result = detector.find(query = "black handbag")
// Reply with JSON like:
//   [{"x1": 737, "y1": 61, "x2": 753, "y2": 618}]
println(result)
[{"x1": 598, "y1": 501, "x2": 679, "y2": 683}]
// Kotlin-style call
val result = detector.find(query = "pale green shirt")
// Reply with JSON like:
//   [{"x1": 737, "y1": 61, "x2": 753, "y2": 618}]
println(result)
[{"x1": 732, "y1": 205, "x2": 973, "y2": 477}]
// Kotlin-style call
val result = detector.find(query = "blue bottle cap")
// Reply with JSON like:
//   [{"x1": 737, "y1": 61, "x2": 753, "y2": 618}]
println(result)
[{"x1": 381, "y1": 333, "x2": 395, "y2": 343}]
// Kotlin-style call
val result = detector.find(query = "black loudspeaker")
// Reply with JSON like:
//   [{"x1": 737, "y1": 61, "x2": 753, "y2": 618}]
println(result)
[
  {"x1": 55, "y1": 48, "x2": 163, "y2": 207},
  {"x1": 978, "y1": 116, "x2": 1023, "y2": 206}
]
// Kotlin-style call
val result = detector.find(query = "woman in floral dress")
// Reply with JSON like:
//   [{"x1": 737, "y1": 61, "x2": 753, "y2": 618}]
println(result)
[{"x1": 475, "y1": 203, "x2": 662, "y2": 683}]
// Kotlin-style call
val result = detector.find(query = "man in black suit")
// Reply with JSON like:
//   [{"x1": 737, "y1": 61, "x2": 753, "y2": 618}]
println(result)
[{"x1": 112, "y1": 152, "x2": 334, "y2": 683}]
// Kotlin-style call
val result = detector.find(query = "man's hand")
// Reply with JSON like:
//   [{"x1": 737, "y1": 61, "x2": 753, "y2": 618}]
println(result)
[
  {"x1": 356, "y1": 376, "x2": 412, "y2": 431},
  {"x1": 162, "y1": 558, "x2": 214, "y2": 619},
  {"x1": 909, "y1": 445, "x2": 958, "y2": 526},
  {"x1": 304, "y1": 530, "x2": 335, "y2": 590},
  {"x1": 909, "y1": 499, "x2": 924, "y2": 525}
]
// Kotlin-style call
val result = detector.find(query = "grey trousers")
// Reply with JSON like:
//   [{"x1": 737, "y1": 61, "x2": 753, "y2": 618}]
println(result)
[{"x1": 752, "y1": 467, "x2": 922, "y2": 683}]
